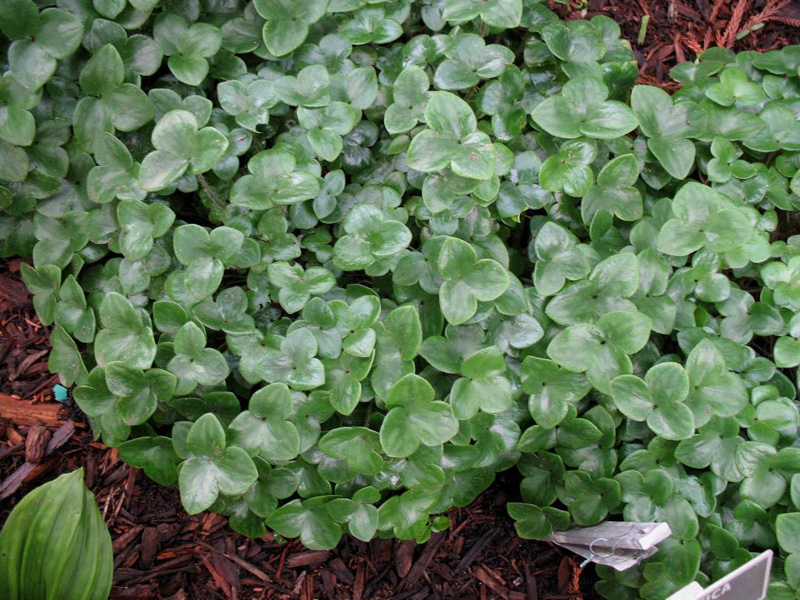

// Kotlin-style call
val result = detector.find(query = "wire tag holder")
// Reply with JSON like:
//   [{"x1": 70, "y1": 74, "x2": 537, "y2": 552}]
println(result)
[{"x1": 549, "y1": 521, "x2": 672, "y2": 571}]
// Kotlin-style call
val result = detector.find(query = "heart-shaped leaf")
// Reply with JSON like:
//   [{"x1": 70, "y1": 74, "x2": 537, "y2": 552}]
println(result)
[
  {"x1": 178, "y1": 414, "x2": 258, "y2": 514},
  {"x1": 380, "y1": 374, "x2": 459, "y2": 458}
]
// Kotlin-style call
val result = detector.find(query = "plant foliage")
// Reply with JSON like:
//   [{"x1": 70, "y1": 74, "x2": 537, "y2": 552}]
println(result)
[
  {"x1": 4, "y1": 0, "x2": 800, "y2": 597},
  {"x1": 0, "y1": 469, "x2": 113, "y2": 600}
]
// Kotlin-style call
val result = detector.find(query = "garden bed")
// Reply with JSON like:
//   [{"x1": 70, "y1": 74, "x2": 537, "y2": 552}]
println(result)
[
  {"x1": 2, "y1": 1, "x2": 800, "y2": 599},
  {"x1": 0, "y1": 258, "x2": 585, "y2": 600}
]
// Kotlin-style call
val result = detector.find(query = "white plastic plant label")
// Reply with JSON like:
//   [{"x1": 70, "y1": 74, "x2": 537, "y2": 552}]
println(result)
[{"x1": 667, "y1": 550, "x2": 773, "y2": 600}]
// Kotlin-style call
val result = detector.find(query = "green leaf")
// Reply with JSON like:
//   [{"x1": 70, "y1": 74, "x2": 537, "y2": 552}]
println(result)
[
  {"x1": 88, "y1": 134, "x2": 146, "y2": 205},
  {"x1": 36, "y1": 8, "x2": 84, "y2": 59},
  {"x1": 582, "y1": 154, "x2": 642, "y2": 223},
  {"x1": 675, "y1": 418, "x2": 743, "y2": 482},
  {"x1": 8, "y1": 9, "x2": 83, "y2": 90},
  {"x1": 118, "y1": 199, "x2": 175, "y2": 261},
  {"x1": 451, "y1": 346, "x2": 513, "y2": 419},
  {"x1": 508, "y1": 503, "x2": 570, "y2": 539},
  {"x1": 545, "y1": 252, "x2": 639, "y2": 326},
  {"x1": 20, "y1": 263, "x2": 61, "y2": 326},
  {"x1": 648, "y1": 135, "x2": 696, "y2": 181},
  {"x1": 437, "y1": 237, "x2": 509, "y2": 325},
  {"x1": 328, "y1": 489, "x2": 380, "y2": 542},
  {"x1": 541, "y1": 20, "x2": 605, "y2": 63},
  {"x1": 217, "y1": 79, "x2": 276, "y2": 131},
  {"x1": 74, "y1": 367, "x2": 129, "y2": 446},
  {"x1": 231, "y1": 149, "x2": 320, "y2": 209},
  {"x1": 153, "y1": 14, "x2": 221, "y2": 86},
  {"x1": 442, "y1": 0, "x2": 522, "y2": 29},
  {"x1": 50, "y1": 324, "x2": 88, "y2": 387},
  {"x1": 94, "y1": 292, "x2": 156, "y2": 370},
  {"x1": 547, "y1": 311, "x2": 651, "y2": 394},
  {"x1": 630, "y1": 85, "x2": 706, "y2": 178},
  {"x1": 180, "y1": 453, "x2": 256, "y2": 514},
  {"x1": 105, "y1": 362, "x2": 176, "y2": 426},
  {"x1": 407, "y1": 92, "x2": 496, "y2": 181},
  {"x1": 80, "y1": 45, "x2": 124, "y2": 96},
  {"x1": 657, "y1": 182, "x2": 752, "y2": 256},
  {"x1": 194, "y1": 287, "x2": 255, "y2": 334},
  {"x1": 256, "y1": 328, "x2": 325, "y2": 390},
  {"x1": 522, "y1": 357, "x2": 590, "y2": 429},
  {"x1": 267, "y1": 498, "x2": 343, "y2": 550},
  {"x1": 268, "y1": 262, "x2": 335, "y2": 314},
  {"x1": 0, "y1": 0, "x2": 39, "y2": 40},
  {"x1": 425, "y1": 90, "x2": 476, "y2": 139},
  {"x1": 169, "y1": 392, "x2": 239, "y2": 428},
  {"x1": 319, "y1": 427, "x2": 384, "y2": 475},
  {"x1": 118, "y1": 436, "x2": 180, "y2": 486},
  {"x1": 228, "y1": 383, "x2": 300, "y2": 461},
  {"x1": 9, "y1": 40, "x2": 57, "y2": 91},
  {"x1": 380, "y1": 374, "x2": 459, "y2": 457},
  {"x1": 168, "y1": 322, "x2": 229, "y2": 393},
  {"x1": 256, "y1": 0, "x2": 328, "y2": 56},
  {"x1": 386, "y1": 65, "x2": 430, "y2": 134},
  {"x1": 140, "y1": 110, "x2": 228, "y2": 191},
  {"x1": 531, "y1": 76, "x2": 637, "y2": 140},
  {"x1": 333, "y1": 205, "x2": 411, "y2": 271},
  {"x1": 610, "y1": 362, "x2": 694, "y2": 440},
  {"x1": 539, "y1": 139, "x2": 596, "y2": 197},
  {"x1": 563, "y1": 471, "x2": 621, "y2": 526},
  {"x1": 0, "y1": 73, "x2": 38, "y2": 146},
  {"x1": 631, "y1": 85, "x2": 706, "y2": 139},
  {"x1": 777, "y1": 513, "x2": 800, "y2": 554},
  {"x1": 775, "y1": 337, "x2": 800, "y2": 368},
  {"x1": 706, "y1": 69, "x2": 766, "y2": 107},
  {"x1": 684, "y1": 339, "x2": 748, "y2": 427},
  {"x1": 0, "y1": 139, "x2": 29, "y2": 182}
]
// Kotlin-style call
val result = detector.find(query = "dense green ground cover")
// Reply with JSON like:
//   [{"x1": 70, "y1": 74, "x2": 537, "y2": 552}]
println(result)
[{"x1": 4, "y1": 0, "x2": 800, "y2": 597}]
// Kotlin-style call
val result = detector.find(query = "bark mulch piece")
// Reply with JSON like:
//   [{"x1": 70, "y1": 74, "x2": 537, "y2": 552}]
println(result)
[{"x1": 557, "y1": 0, "x2": 800, "y2": 87}]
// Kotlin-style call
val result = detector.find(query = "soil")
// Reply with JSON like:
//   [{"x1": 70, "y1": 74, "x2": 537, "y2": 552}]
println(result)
[
  {"x1": 560, "y1": 0, "x2": 800, "y2": 87},
  {"x1": 1, "y1": 3, "x2": 799, "y2": 598}
]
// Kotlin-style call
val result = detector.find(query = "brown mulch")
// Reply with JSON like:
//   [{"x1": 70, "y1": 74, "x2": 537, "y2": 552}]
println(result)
[
  {"x1": 561, "y1": 0, "x2": 800, "y2": 87},
  {"x1": 0, "y1": 258, "x2": 57, "y2": 403},
  {"x1": 0, "y1": 422, "x2": 587, "y2": 600}
]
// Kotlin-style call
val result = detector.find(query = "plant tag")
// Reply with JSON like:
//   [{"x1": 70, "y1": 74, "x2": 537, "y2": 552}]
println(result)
[
  {"x1": 666, "y1": 550, "x2": 773, "y2": 600},
  {"x1": 53, "y1": 384, "x2": 69, "y2": 403},
  {"x1": 550, "y1": 522, "x2": 672, "y2": 571}
]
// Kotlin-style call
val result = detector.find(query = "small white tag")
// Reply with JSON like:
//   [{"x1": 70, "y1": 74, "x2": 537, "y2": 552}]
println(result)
[
  {"x1": 549, "y1": 522, "x2": 672, "y2": 571},
  {"x1": 667, "y1": 550, "x2": 773, "y2": 600},
  {"x1": 552, "y1": 521, "x2": 672, "y2": 551}
]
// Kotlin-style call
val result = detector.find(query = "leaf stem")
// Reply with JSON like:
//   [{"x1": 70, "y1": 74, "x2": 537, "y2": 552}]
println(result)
[{"x1": 196, "y1": 174, "x2": 224, "y2": 209}]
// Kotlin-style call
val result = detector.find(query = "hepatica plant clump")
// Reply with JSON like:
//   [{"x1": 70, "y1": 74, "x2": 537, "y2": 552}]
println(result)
[{"x1": 6, "y1": 0, "x2": 800, "y2": 596}]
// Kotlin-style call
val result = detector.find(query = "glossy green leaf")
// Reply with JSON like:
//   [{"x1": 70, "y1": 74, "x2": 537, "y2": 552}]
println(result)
[{"x1": 179, "y1": 414, "x2": 258, "y2": 514}]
